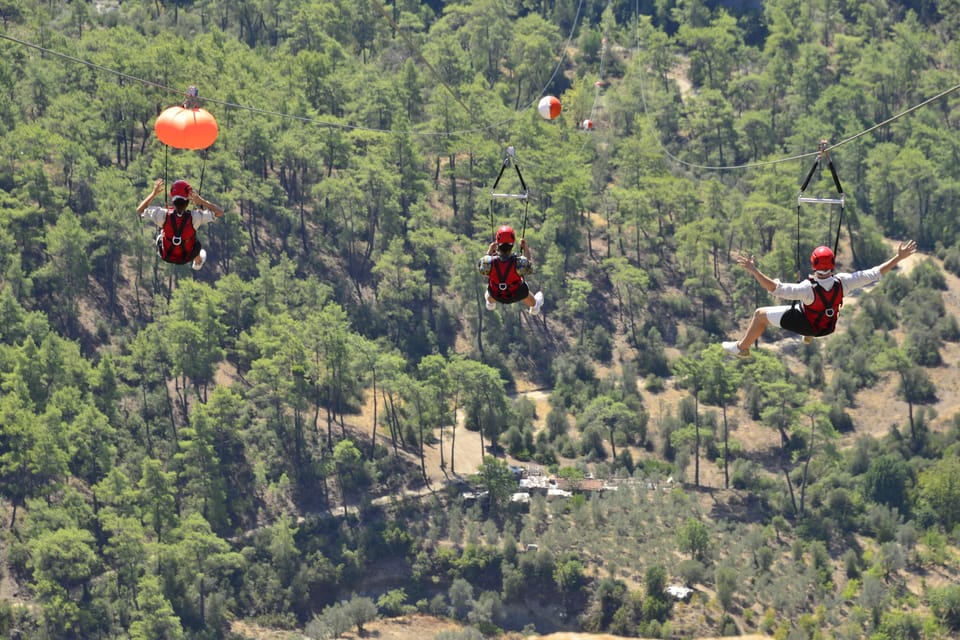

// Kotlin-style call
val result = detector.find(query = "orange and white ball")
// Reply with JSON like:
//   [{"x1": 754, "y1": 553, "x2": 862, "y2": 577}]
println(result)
[{"x1": 538, "y1": 95, "x2": 562, "y2": 120}]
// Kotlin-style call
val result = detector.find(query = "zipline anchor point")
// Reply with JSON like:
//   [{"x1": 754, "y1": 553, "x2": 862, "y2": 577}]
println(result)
[{"x1": 183, "y1": 85, "x2": 201, "y2": 109}]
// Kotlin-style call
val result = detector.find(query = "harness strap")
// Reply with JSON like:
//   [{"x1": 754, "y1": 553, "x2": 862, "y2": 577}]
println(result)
[
  {"x1": 492, "y1": 257, "x2": 512, "y2": 291},
  {"x1": 169, "y1": 211, "x2": 191, "y2": 242},
  {"x1": 796, "y1": 140, "x2": 845, "y2": 274},
  {"x1": 490, "y1": 256, "x2": 523, "y2": 299},
  {"x1": 812, "y1": 284, "x2": 842, "y2": 318},
  {"x1": 161, "y1": 211, "x2": 193, "y2": 260},
  {"x1": 825, "y1": 154, "x2": 845, "y2": 252},
  {"x1": 198, "y1": 149, "x2": 207, "y2": 198},
  {"x1": 806, "y1": 279, "x2": 843, "y2": 330},
  {"x1": 489, "y1": 146, "x2": 530, "y2": 243}
]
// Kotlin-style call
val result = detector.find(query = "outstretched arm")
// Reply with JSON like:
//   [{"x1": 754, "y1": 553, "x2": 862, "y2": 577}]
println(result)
[
  {"x1": 137, "y1": 178, "x2": 164, "y2": 214},
  {"x1": 736, "y1": 253, "x2": 777, "y2": 293},
  {"x1": 878, "y1": 240, "x2": 918, "y2": 275},
  {"x1": 191, "y1": 192, "x2": 224, "y2": 218}
]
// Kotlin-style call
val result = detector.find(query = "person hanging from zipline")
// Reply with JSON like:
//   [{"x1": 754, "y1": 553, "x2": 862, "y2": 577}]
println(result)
[
  {"x1": 478, "y1": 225, "x2": 544, "y2": 315},
  {"x1": 722, "y1": 240, "x2": 917, "y2": 357},
  {"x1": 137, "y1": 178, "x2": 225, "y2": 270},
  {"x1": 480, "y1": 146, "x2": 544, "y2": 315}
]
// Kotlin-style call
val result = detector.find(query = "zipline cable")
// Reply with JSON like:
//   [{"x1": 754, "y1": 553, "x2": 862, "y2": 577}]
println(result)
[
  {"x1": 0, "y1": 31, "x2": 486, "y2": 137},
  {"x1": 629, "y1": 0, "x2": 960, "y2": 171},
  {"x1": 0, "y1": 0, "x2": 584, "y2": 140},
  {"x1": 4, "y1": 11, "x2": 960, "y2": 169}
]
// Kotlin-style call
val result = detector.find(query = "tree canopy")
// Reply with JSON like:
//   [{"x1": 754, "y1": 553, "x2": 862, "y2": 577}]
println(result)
[{"x1": 1, "y1": 0, "x2": 959, "y2": 638}]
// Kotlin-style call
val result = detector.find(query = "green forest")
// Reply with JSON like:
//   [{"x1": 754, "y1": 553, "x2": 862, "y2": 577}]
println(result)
[{"x1": 2, "y1": 0, "x2": 960, "y2": 638}]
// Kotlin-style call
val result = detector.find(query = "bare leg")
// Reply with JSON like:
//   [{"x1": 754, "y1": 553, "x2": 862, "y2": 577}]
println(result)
[{"x1": 738, "y1": 308, "x2": 770, "y2": 351}]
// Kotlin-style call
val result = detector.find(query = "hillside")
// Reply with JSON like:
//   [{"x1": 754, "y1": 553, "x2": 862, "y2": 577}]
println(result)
[
  {"x1": 307, "y1": 245, "x2": 960, "y2": 640},
  {"x1": 359, "y1": 240, "x2": 952, "y2": 489},
  {"x1": 3, "y1": 1, "x2": 960, "y2": 640}
]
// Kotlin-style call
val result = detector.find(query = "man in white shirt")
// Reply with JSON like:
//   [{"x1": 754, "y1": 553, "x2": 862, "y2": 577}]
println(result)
[{"x1": 722, "y1": 240, "x2": 917, "y2": 357}]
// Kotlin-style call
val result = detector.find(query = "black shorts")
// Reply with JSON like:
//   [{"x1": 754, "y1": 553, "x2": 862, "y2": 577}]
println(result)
[
  {"x1": 489, "y1": 282, "x2": 530, "y2": 304},
  {"x1": 780, "y1": 306, "x2": 834, "y2": 337}
]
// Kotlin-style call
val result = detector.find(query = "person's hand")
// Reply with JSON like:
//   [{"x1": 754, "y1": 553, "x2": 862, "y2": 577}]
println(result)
[
  {"x1": 897, "y1": 240, "x2": 917, "y2": 261},
  {"x1": 520, "y1": 238, "x2": 528, "y2": 253},
  {"x1": 189, "y1": 191, "x2": 203, "y2": 206},
  {"x1": 488, "y1": 241, "x2": 498, "y2": 255},
  {"x1": 152, "y1": 178, "x2": 164, "y2": 195},
  {"x1": 736, "y1": 253, "x2": 758, "y2": 273}
]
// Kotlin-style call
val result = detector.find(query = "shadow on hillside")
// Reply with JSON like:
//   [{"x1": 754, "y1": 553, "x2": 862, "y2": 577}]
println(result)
[
  {"x1": 736, "y1": 447, "x2": 790, "y2": 475},
  {"x1": 701, "y1": 488, "x2": 771, "y2": 524}
]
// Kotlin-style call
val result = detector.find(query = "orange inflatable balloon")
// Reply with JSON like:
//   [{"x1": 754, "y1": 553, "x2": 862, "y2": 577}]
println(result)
[{"x1": 154, "y1": 106, "x2": 219, "y2": 150}]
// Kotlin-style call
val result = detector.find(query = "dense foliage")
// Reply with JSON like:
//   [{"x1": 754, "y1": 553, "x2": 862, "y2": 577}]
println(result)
[{"x1": 1, "y1": 0, "x2": 960, "y2": 638}]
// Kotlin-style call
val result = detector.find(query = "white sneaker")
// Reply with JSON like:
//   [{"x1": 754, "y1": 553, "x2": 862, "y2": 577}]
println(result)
[
  {"x1": 722, "y1": 340, "x2": 749, "y2": 358},
  {"x1": 529, "y1": 291, "x2": 544, "y2": 315},
  {"x1": 484, "y1": 291, "x2": 496, "y2": 311},
  {"x1": 192, "y1": 248, "x2": 207, "y2": 271}
]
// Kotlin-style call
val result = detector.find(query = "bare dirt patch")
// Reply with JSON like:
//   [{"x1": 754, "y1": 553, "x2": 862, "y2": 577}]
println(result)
[
  {"x1": 345, "y1": 377, "x2": 559, "y2": 494},
  {"x1": 230, "y1": 614, "x2": 769, "y2": 640},
  {"x1": 537, "y1": 635, "x2": 766, "y2": 640},
  {"x1": 231, "y1": 614, "x2": 769, "y2": 640},
  {"x1": 232, "y1": 614, "x2": 465, "y2": 640}
]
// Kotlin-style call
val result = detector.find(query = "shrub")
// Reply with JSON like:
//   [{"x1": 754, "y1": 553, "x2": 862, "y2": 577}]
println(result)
[
  {"x1": 675, "y1": 559, "x2": 706, "y2": 587},
  {"x1": 942, "y1": 244, "x2": 960, "y2": 277},
  {"x1": 715, "y1": 565, "x2": 738, "y2": 612},
  {"x1": 377, "y1": 589, "x2": 408, "y2": 617},
  {"x1": 718, "y1": 614, "x2": 738, "y2": 636},
  {"x1": 929, "y1": 584, "x2": 960, "y2": 631}
]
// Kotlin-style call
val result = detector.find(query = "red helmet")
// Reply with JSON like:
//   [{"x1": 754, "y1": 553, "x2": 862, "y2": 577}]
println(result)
[
  {"x1": 811, "y1": 245, "x2": 835, "y2": 271},
  {"x1": 496, "y1": 225, "x2": 515, "y2": 245},
  {"x1": 170, "y1": 180, "x2": 192, "y2": 202}
]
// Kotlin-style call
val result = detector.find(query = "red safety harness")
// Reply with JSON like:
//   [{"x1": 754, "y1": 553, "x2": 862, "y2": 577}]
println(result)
[
  {"x1": 156, "y1": 209, "x2": 197, "y2": 265},
  {"x1": 488, "y1": 256, "x2": 524, "y2": 301},
  {"x1": 803, "y1": 277, "x2": 843, "y2": 336}
]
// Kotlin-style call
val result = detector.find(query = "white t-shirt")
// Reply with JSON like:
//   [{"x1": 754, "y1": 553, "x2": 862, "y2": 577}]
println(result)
[
  {"x1": 141, "y1": 206, "x2": 217, "y2": 229},
  {"x1": 771, "y1": 266, "x2": 883, "y2": 304}
]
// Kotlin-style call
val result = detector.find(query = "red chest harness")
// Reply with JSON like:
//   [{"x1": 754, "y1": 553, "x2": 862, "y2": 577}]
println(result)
[
  {"x1": 156, "y1": 210, "x2": 197, "y2": 265},
  {"x1": 803, "y1": 276, "x2": 843, "y2": 336},
  {"x1": 488, "y1": 255, "x2": 524, "y2": 300}
]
